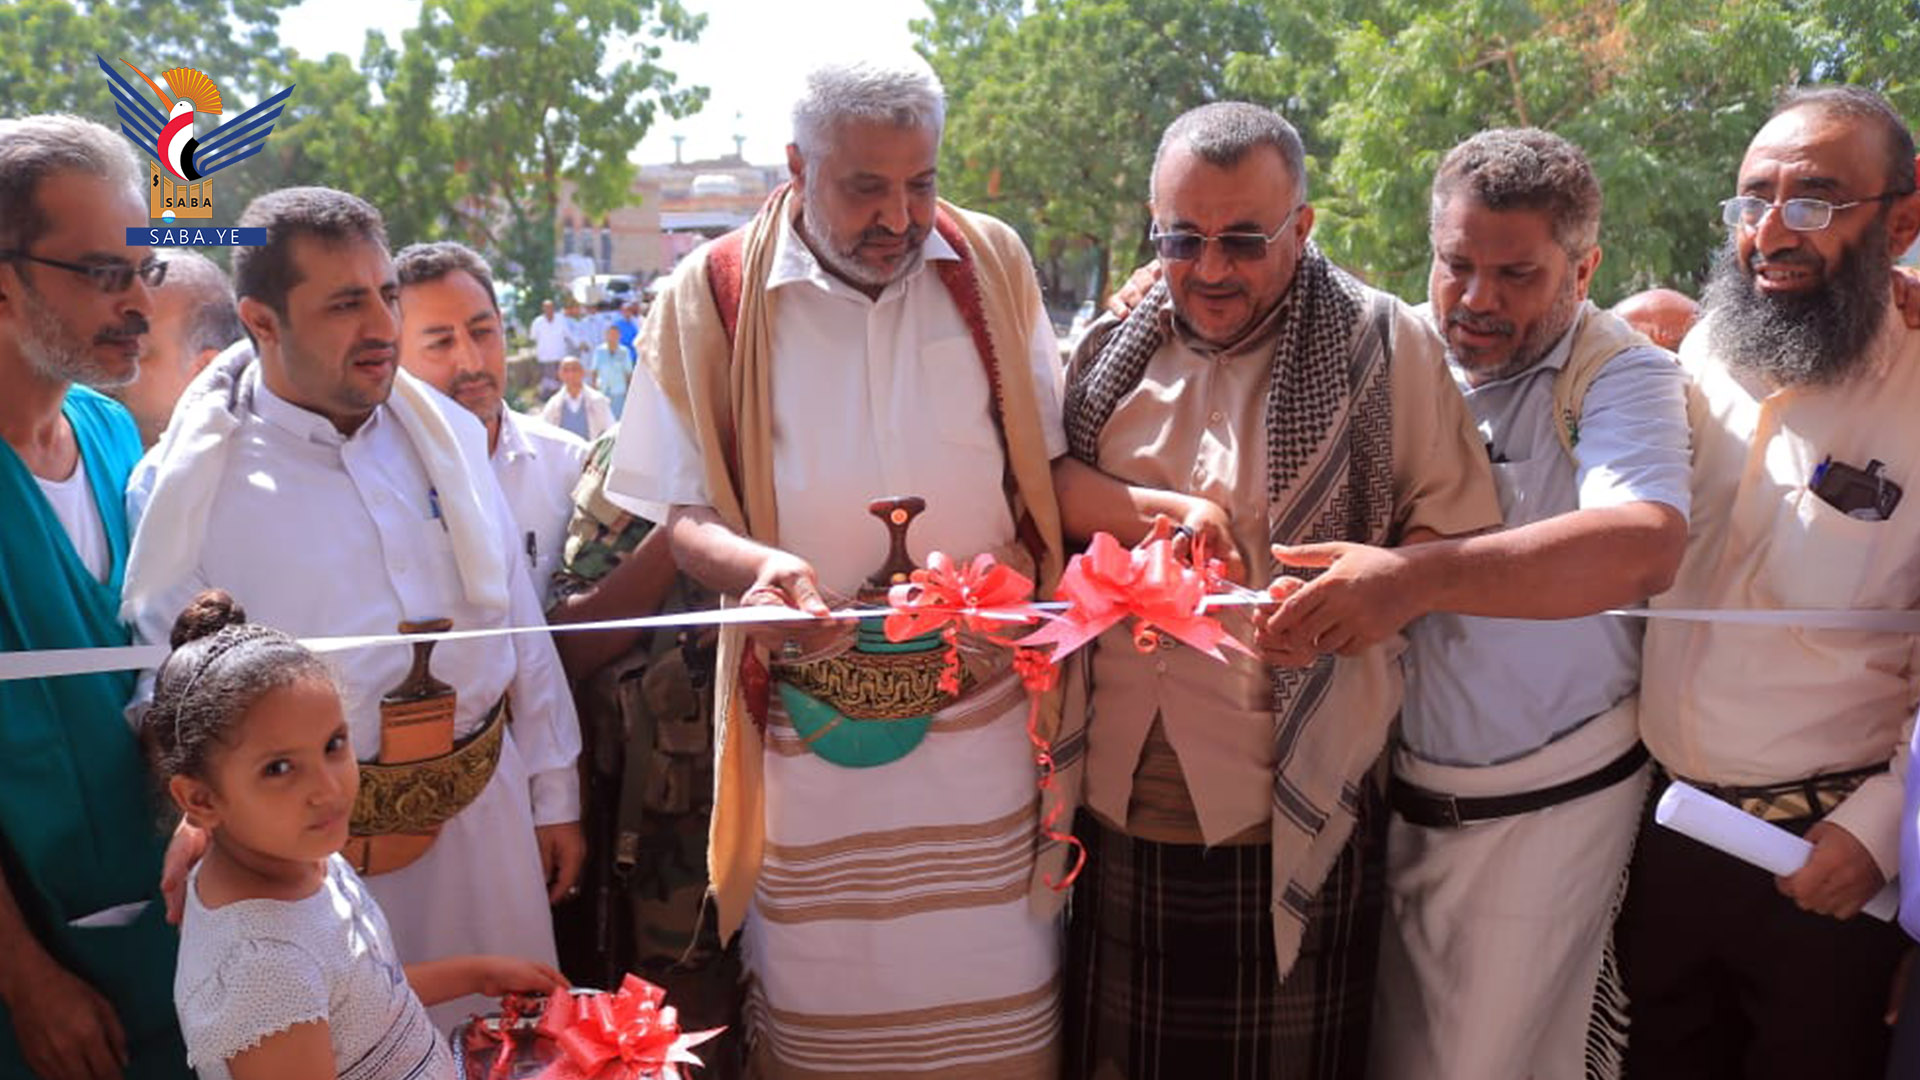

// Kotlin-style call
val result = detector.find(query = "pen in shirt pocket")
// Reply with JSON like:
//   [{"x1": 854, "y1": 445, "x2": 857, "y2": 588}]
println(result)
[
  {"x1": 427, "y1": 485, "x2": 448, "y2": 532},
  {"x1": 524, "y1": 529, "x2": 538, "y2": 569}
]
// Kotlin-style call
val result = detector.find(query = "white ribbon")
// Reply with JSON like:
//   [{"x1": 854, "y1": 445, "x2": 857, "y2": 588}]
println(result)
[
  {"x1": 0, "y1": 599, "x2": 1102, "y2": 683},
  {"x1": 2, "y1": 605, "x2": 883, "y2": 683},
  {"x1": 3, "y1": 598, "x2": 1914, "y2": 684},
  {"x1": 1609, "y1": 607, "x2": 1920, "y2": 634}
]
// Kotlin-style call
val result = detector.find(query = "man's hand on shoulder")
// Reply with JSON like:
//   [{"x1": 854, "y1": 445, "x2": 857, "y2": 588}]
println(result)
[
  {"x1": 1895, "y1": 264, "x2": 1920, "y2": 330},
  {"x1": 1104, "y1": 261, "x2": 1164, "y2": 320},
  {"x1": 1776, "y1": 820, "x2": 1886, "y2": 920}
]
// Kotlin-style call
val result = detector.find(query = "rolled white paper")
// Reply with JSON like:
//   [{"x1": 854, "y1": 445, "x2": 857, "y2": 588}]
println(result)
[{"x1": 1654, "y1": 781, "x2": 1898, "y2": 922}]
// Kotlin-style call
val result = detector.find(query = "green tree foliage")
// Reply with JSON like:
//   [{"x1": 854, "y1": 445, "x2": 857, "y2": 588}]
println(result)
[
  {"x1": 3, "y1": 0, "x2": 299, "y2": 266},
  {"x1": 925, "y1": 0, "x2": 1920, "y2": 307},
  {"x1": 1, "y1": 0, "x2": 292, "y2": 123},
  {"x1": 389, "y1": 0, "x2": 708, "y2": 318},
  {"x1": 4, "y1": 0, "x2": 706, "y2": 310},
  {"x1": 1235, "y1": 0, "x2": 1920, "y2": 301},
  {"x1": 916, "y1": 0, "x2": 1276, "y2": 300}
]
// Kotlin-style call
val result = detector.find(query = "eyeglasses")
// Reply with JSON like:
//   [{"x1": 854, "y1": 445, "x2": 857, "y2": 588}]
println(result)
[
  {"x1": 1718, "y1": 192, "x2": 1911, "y2": 233},
  {"x1": 1150, "y1": 204, "x2": 1305, "y2": 262},
  {"x1": 0, "y1": 250, "x2": 169, "y2": 293}
]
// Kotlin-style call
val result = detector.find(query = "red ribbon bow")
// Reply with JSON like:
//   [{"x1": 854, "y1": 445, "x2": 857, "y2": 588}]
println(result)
[
  {"x1": 885, "y1": 551, "x2": 1043, "y2": 694},
  {"x1": 1021, "y1": 532, "x2": 1254, "y2": 664},
  {"x1": 1014, "y1": 532, "x2": 1251, "y2": 891},
  {"x1": 882, "y1": 551, "x2": 1088, "y2": 889},
  {"x1": 1008, "y1": 644, "x2": 1089, "y2": 890},
  {"x1": 527, "y1": 977, "x2": 722, "y2": 1080},
  {"x1": 869, "y1": 537, "x2": 1251, "y2": 895}
]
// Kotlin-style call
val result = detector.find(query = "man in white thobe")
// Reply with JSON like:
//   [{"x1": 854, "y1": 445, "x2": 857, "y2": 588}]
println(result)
[
  {"x1": 124, "y1": 188, "x2": 583, "y2": 1031},
  {"x1": 396, "y1": 241, "x2": 588, "y2": 609},
  {"x1": 529, "y1": 298, "x2": 571, "y2": 394},
  {"x1": 607, "y1": 57, "x2": 1070, "y2": 1078}
]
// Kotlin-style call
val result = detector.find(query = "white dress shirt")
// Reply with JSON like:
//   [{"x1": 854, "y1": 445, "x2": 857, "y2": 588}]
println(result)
[
  {"x1": 126, "y1": 366, "x2": 581, "y2": 1028},
  {"x1": 491, "y1": 408, "x2": 587, "y2": 608},
  {"x1": 529, "y1": 313, "x2": 571, "y2": 363},
  {"x1": 602, "y1": 207, "x2": 1069, "y2": 1052},
  {"x1": 608, "y1": 212, "x2": 1066, "y2": 597},
  {"x1": 1644, "y1": 309, "x2": 1920, "y2": 877}
]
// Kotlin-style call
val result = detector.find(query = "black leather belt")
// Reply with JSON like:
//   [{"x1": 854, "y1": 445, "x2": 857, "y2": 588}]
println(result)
[{"x1": 1390, "y1": 742, "x2": 1651, "y2": 828}]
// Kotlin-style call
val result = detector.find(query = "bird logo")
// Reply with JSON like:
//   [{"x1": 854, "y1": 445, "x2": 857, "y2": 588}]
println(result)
[
  {"x1": 120, "y1": 61, "x2": 222, "y2": 182},
  {"x1": 96, "y1": 55, "x2": 295, "y2": 223}
]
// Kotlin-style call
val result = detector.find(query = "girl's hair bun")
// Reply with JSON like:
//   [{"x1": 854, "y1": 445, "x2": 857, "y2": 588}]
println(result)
[{"x1": 168, "y1": 589, "x2": 248, "y2": 649}]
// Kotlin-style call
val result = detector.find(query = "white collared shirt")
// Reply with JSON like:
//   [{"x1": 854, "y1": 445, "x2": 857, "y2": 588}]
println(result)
[
  {"x1": 610, "y1": 211, "x2": 1066, "y2": 596},
  {"x1": 529, "y1": 314, "x2": 571, "y2": 363},
  {"x1": 126, "y1": 366, "x2": 581, "y2": 824},
  {"x1": 1645, "y1": 309, "x2": 1920, "y2": 876},
  {"x1": 491, "y1": 409, "x2": 588, "y2": 608}
]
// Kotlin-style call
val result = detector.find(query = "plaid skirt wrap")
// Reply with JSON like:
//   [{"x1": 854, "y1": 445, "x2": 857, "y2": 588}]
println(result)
[
  {"x1": 1064, "y1": 783, "x2": 1386, "y2": 1080},
  {"x1": 1064, "y1": 249, "x2": 1400, "y2": 979}
]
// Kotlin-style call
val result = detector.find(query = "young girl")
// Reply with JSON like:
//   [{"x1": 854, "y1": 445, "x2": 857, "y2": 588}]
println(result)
[{"x1": 146, "y1": 590, "x2": 563, "y2": 1079}]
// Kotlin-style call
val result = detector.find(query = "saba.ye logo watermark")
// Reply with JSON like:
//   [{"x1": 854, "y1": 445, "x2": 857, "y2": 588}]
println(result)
[{"x1": 96, "y1": 55, "x2": 295, "y2": 247}]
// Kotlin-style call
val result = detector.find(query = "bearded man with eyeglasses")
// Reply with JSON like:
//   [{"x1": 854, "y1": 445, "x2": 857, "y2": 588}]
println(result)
[
  {"x1": 1617, "y1": 86, "x2": 1920, "y2": 1079},
  {"x1": 1051, "y1": 101, "x2": 1500, "y2": 1078},
  {"x1": 0, "y1": 115, "x2": 194, "y2": 1080}
]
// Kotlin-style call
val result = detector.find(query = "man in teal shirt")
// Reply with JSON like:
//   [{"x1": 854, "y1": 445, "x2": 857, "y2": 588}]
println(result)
[{"x1": 0, "y1": 115, "x2": 189, "y2": 1079}]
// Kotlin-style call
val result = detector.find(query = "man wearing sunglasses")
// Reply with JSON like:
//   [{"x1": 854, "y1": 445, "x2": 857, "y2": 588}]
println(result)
[
  {"x1": 1618, "y1": 86, "x2": 1920, "y2": 1078},
  {"x1": 1053, "y1": 102, "x2": 1500, "y2": 1078},
  {"x1": 0, "y1": 115, "x2": 191, "y2": 1080}
]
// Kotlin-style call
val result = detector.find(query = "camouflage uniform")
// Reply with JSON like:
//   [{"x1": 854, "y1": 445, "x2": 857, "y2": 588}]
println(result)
[{"x1": 549, "y1": 432, "x2": 741, "y2": 1075}]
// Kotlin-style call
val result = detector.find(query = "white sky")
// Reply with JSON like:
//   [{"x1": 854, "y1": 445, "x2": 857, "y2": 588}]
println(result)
[{"x1": 276, "y1": 0, "x2": 932, "y2": 166}]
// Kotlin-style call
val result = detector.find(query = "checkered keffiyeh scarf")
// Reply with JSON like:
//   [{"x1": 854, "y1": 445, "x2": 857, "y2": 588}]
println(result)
[{"x1": 1063, "y1": 242, "x2": 1400, "y2": 978}]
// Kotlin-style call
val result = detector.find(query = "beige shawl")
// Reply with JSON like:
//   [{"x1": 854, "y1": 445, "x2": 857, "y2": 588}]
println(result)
[{"x1": 639, "y1": 186, "x2": 1070, "y2": 938}]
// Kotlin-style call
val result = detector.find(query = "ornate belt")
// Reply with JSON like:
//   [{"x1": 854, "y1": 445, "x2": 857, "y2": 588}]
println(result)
[
  {"x1": 766, "y1": 495, "x2": 1013, "y2": 769},
  {"x1": 773, "y1": 627, "x2": 972, "y2": 721},
  {"x1": 768, "y1": 624, "x2": 961, "y2": 769},
  {"x1": 344, "y1": 696, "x2": 506, "y2": 874},
  {"x1": 1667, "y1": 761, "x2": 1888, "y2": 825}
]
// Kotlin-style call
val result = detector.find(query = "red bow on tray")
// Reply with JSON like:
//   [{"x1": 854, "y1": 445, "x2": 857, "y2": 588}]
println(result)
[{"x1": 479, "y1": 976, "x2": 723, "y2": 1080}]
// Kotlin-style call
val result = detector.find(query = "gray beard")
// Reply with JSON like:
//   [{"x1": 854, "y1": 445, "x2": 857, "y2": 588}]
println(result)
[
  {"x1": 799, "y1": 183, "x2": 925, "y2": 290},
  {"x1": 18, "y1": 281, "x2": 138, "y2": 389},
  {"x1": 1702, "y1": 230, "x2": 1890, "y2": 388},
  {"x1": 1444, "y1": 271, "x2": 1580, "y2": 385}
]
